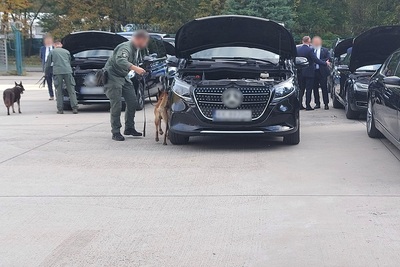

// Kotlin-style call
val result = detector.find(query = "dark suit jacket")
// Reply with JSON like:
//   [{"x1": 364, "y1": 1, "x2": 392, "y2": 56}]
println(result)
[
  {"x1": 296, "y1": 44, "x2": 327, "y2": 78},
  {"x1": 40, "y1": 46, "x2": 54, "y2": 71},
  {"x1": 315, "y1": 47, "x2": 331, "y2": 77}
]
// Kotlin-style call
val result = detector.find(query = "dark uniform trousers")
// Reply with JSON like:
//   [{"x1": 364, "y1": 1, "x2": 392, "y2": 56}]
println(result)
[
  {"x1": 313, "y1": 69, "x2": 329, "y2": 106},
  {"x1": 104, "y1": 74, "x2": 137, "y2": 134},
  {"x1": 54, "y1": 73, "x2": 78, "y2": 111}
]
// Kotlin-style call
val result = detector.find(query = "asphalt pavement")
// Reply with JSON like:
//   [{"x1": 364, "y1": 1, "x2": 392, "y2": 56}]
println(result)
[{"x1": 1, "y1": 74, "x2": 400, "y2": 267}]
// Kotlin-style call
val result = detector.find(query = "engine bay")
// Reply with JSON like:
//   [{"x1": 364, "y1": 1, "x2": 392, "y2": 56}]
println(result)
[{"x1": 181, "y1": 69, "x2": 291, "y2": 86}]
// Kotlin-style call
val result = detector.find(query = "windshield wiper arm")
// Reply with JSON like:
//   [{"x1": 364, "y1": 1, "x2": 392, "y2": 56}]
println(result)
[{"x1": 211, "y1": 57, "x2": 276, "y2": 65}]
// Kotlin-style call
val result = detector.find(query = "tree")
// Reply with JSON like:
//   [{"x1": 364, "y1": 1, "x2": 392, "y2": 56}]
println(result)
[
  {"x1": 39, "y1": 0, "x2": 112, "y2": 38},
  {"x1": 225, "y1": 0, "x2": 295, "y2": 27},
  {"x1": 196, "y1": 0, "x2": 226, "y2": 17}
]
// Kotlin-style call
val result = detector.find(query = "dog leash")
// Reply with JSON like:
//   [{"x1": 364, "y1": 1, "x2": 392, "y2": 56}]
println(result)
[
  {"x1": 141, "y1": 74, "x2": 147, "y2": 137},
  {"x1": 37, "y1": 75, "x2": 46, "y2": 88}
]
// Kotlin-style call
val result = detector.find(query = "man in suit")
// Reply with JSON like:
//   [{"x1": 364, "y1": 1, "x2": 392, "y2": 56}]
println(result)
[
  {"x1": 312, "y1": 36, "x2": 331, "y2": 110},
  {"x1": 297, "y1": 36, "x2": 329, "y2": 110},
  {"x1": 40, "y1": 34, "x2": 54, "y2": 100}
]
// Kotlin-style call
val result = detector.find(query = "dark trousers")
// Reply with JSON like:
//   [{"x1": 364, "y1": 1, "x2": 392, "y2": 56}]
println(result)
[
  {"x1": 45, "y1": 74, "x2": 54, "y2": 97},
  {"x1": 313, "y1": 69, "x2": 329, "y2": 106},
  {"x1": 300, "y1": 74, "x2": 314, "y2": 108},
  {"x1": 298, "y1": 71, "x2": 306, "y2": 106},
  {"x1": 305, "y1": 77, "x2": 315, "y2": 108}
]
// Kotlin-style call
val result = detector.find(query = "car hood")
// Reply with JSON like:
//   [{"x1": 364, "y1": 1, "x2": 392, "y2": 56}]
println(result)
[
  {"x1": 175, "y1": 15, "x2": 296, "y2": 59},
  {"x1": 349, "y1": 26, "x2": 400, "y2": 72},
  {"x1": 334, "y1": 38, "x2": 353, "y2": 57},
  {"x1": 62, "y1": 31, "x2": 127, "y2": 54}
]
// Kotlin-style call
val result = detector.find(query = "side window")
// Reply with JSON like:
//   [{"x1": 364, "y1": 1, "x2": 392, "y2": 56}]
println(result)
[
  {"x1": 383, "y1": 53, "x2": 400, "y2": 76},
  {"x1": 394, "y1": 61, "x2": 400, "y2": 77},
  {"x1": 147, "y1": 38, "x2": 167, "y2": 58}
]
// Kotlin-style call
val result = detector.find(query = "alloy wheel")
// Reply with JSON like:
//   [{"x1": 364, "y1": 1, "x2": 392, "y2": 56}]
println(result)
[{"x1": 367, "y1": 98, "x2": 373, "y2": 133}]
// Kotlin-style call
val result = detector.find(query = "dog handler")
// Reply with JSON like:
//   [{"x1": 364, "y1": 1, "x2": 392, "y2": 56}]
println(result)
[
  {"x1": 104, "y1": 30, "x2": 149, "y2": 141},
  {"x1": 45, "y1": 40, "x2": 79, "y2": 114}
]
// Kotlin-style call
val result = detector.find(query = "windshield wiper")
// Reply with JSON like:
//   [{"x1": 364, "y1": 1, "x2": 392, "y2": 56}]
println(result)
[
  {"x1": 210, "y1": 57, "x2": 277, "y2": 65},
  {"x1": 190, "y1": 58, "x2": 216, "y2": 61}
]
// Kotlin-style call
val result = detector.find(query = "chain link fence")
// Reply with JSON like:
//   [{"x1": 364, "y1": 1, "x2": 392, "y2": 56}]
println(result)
[{"x1": 0, "y1": 21, "x2": 43, "y2": 75}]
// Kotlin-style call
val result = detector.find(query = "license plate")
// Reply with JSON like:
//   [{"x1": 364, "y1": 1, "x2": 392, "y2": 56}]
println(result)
[
  {"x1": 80, "y1": 86, "x2": 105, "y2": 95},
  {"x1": 213, "y1": 110, "x2": 252, "y2": 122}
]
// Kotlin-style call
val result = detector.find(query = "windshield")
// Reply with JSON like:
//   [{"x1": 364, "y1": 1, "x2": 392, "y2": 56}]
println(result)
[
  {"x1": 74, "y1": 50, "x2": 113, "y2": 58},
  {"x1": 192, "y1": 47, "x2": 280, "y2": 63},
  {"x1": 356, "y1": 64, "x2": 381, "y2": 72}
]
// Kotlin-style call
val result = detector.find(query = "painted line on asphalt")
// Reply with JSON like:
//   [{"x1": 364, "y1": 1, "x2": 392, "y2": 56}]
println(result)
[
  {"x1": 0, "y1": 122, "x2": 104, "y2": 165},
  {"x1": 1, "y1": 194, "x2": 400, "y2": 198}
]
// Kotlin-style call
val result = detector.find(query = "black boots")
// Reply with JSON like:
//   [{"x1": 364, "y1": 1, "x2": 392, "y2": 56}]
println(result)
[
  {"x1": 124, "y1": 128, "x2": 143, "y2": 137},
  {"x1": 112, "y1": 133, "x2": 125, "y2": 141}
]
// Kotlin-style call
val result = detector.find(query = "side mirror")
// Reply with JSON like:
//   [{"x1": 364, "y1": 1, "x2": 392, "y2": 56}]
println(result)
[
  {"x1": 383, "y1": 76, "x2": 400, "y2": 86},
  {"x1": 337, "y1": 65, "x2": 349, "y2": 72},
  {"x1": 163, "y1": 41, "x2": 176, "y2": 56},
  {"x1": 295, "y1": 57, "x2": 309, "y2": 69}
]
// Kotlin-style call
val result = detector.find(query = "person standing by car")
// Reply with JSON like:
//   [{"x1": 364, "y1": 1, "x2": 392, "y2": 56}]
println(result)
[
  {"x1": 45, "y1": 40, "x2": 79, "y2": 114},
  {"x1": 312, "y1": 36, "x2": 331, "y2": 110},
  {"x1": 40, "y1": 34, "x2": 54, "y2": 100},
  {"x1": 297, "y1": 36, "x2": 329, "y2": 110},
  {"x1": 104, "y1": 30, "x2": 149, "y2": 141}
]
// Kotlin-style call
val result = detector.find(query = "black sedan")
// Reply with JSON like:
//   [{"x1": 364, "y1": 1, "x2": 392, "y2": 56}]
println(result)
[
  {"x1": 332, "y1": 26, "x2": 400, "y2": 119},
  {"x1": 62, "y1": 31, "x2": 169, "y2": 111},
  {"x1": 168, "y1": 15, "x2": 308, "y2": 145},
  {"x1": 330, "y1": 37, "x2": 353, "y2": 109},
  {"x1": 367, "y1": 48, "x2": 400, "y2": 150}
]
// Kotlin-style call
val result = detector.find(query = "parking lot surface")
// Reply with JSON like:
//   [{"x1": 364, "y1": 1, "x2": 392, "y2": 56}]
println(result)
[{"x1": 1, "y1": 77, "x2": 400, "y2": 267}]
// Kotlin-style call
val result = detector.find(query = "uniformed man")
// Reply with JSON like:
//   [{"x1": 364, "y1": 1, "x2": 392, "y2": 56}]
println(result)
[
  {"x1": 45, "y1": 40, "x2": 78, "y2": 114},
  {"x1": 104, "y1": 30, "x2": 149, "y2": 141}
]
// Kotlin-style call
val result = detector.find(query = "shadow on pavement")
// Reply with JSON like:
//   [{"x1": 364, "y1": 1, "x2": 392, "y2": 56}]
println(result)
[{"x1": 186, "y1": 135, "x2": 286, "y2": 151}]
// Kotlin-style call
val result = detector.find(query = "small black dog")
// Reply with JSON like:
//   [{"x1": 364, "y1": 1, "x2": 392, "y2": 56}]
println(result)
[{"x1": 3, "y1": 82, "x2": 25, "y2": 115}]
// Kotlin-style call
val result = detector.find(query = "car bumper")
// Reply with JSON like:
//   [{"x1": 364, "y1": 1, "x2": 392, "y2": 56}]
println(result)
[
  {"x1": 350, "y1": 89, "x2": 368, "y2": 112},
  {"x1": 169, "y1": 93, "x2": 300, "y2": 136}
]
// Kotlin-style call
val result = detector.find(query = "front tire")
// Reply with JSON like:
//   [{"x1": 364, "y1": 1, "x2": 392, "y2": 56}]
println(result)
[
  {"x1": 283, "y1": 127, "x2": 300, "y2": 145},
  {"x1": 345, "y1": 90, "x2": 359, "y2": 119},
  {"x1": 169, "y1": 131, "x2": 189, "y2": 145},
  {"x1": 367, "y1": 97, "x2": 382, "y2": 138},
  {"x1": 332, "y1": 92, "x2": 343, "y2": 109}
]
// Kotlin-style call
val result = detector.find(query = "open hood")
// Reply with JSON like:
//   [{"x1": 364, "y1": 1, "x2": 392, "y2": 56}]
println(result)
[
  {"x1": 334, "y1": 38, "x2": 353, "y2": 57},
  {"x1": 175, "y1": 15, "x2": 296, "y2": 59},
  {"x1": 350, "y1": 26, "x2": 400, "y2": 72},
  {"x1": 62, "y1": 31, "x2": 127, "y2": 54}
]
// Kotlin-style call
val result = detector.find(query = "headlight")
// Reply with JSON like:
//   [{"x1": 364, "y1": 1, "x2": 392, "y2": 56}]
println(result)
[
  {"x1": 172, "y1": 78, "x2": 192, "y2": 101},
  {"x1": 273, "y1": 78, "x2": 295, "y2": 100},
  {"x1": 354, "y1": 82, "x2": 368, "y2": 91}
]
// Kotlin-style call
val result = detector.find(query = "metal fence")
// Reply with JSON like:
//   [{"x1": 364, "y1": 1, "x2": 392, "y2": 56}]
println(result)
[
  {"x1": 0, "y1": 23, "x2": 26, "y2": 75},
  {"x1": 0, "y1": 36, "x2": 7, "y2": 73},
  {"x1": 0, "y1": 23, "x2": 42, "y2": 75}
]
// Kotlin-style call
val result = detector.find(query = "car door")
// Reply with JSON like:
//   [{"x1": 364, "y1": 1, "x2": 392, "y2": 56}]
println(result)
[
  {"x1": 379, "y1": 52, "x2": 400, "y2": 139},
  {"x1": 393, "y1": 61, "x2": 400, "y2": 142}
]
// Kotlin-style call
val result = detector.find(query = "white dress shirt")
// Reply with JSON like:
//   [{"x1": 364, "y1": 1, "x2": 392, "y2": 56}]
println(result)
[
  {"x1": 45, "y1": 46, "x2": 53, "y2": 62},
  {"x1": 315, "y1": 47, "x2": 321, "y2": 69}
]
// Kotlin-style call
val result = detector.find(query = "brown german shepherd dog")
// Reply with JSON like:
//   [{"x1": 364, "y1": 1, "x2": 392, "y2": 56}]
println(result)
[
  {"x1": 154, "y1": 89, "x2": 169, "y2": 145},
  {"x1": 3, "y1": 82, "x2": 25, "y2": 116}
]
